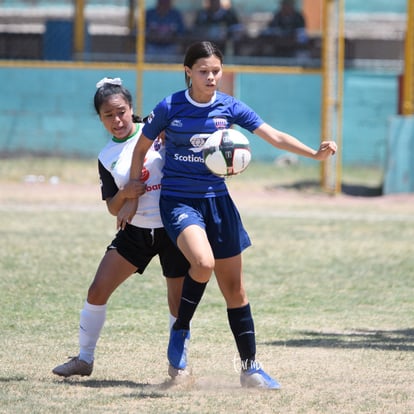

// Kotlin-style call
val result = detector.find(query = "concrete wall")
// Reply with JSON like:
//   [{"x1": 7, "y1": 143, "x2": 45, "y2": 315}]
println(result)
[
  {"x1": 0, "y1": 67, "x2": 399, "y2": 168},
  {"x1": 383, "y1": 116, "x2": 414, "y2": 194}
]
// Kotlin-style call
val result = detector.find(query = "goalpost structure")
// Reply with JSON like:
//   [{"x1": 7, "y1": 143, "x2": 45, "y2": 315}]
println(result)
[
  {"x1": 402, "y1": 0, "x2": 414, "y2": 116},
  {"x1": 319, "y1": 0, "x2": 413, "y2": 193},
  {"x1": 320, "y1": 0, "x2": 345, "y2": 194}
]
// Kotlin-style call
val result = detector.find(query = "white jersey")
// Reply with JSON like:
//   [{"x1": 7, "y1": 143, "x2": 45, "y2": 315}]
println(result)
[{"x1": 98, "y1": 123, "x2": 164, "y2": 228}]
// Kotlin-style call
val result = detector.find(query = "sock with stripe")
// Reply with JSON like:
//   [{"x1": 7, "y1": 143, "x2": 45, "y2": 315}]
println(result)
[
  {"x1": 227, "y1": 303, "x2": 257, "y2": 370},
  {"x1": 173, "y1": 273, "x2": 207, "y2": 331}
]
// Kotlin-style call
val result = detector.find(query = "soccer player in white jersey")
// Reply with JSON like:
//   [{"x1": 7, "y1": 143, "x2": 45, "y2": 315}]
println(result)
[
  {"x1": 52, "y1": 78, "x2": 189, "y2": 378},
  {"x1": 119, "y1": 41, "x2": 337, "y2": 389}
]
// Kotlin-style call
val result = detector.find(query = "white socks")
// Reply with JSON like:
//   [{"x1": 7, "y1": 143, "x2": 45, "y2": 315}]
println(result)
[
  {"x1": 78, "y1": 307, "x2": 177, "y2": 364},
  {"x1": 78, "y1": 301, "x2": 107, "y2": 364},
  {"x1": 169, "y1": 314, "x2": 192, "y2": 331},
  {"x1": 169, "y1": 314, "x2": 177, "y2": 331}
]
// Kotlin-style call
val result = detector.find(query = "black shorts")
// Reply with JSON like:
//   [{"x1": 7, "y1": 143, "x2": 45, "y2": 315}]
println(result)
[{"x1": 107, "y1": 224, "x2": 189, "y2": 278}]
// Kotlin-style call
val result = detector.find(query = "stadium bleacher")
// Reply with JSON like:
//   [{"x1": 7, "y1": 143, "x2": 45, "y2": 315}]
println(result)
[{"x1": 0, "y1": 0, "x2": 408, "y2": 62}]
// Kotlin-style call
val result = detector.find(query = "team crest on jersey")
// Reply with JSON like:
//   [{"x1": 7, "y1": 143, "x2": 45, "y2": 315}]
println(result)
[
  {"x1": 153, "y1": 137, "x2": 162, "y2": 152},
  {"x1": 213, "y1": 117, "x2": 228, "y2": 130}
]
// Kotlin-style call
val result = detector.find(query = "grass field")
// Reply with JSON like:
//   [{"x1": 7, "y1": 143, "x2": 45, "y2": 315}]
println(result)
[{"x1": 1, "y1": 158, "x2": 413, "y2": 413}]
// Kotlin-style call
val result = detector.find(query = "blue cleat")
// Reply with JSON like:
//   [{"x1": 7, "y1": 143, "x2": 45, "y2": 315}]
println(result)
[
  {"x1": 167, "y1": 328, "x2": 190, "y2": 370},
  {"x1": 240, "y1": 367, "x2": 281, "y2": 390}
]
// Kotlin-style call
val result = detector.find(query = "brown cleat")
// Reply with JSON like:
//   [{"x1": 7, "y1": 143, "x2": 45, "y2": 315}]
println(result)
[{"x1": 52, "y1": 356, "x2": 93, "y2": 378}]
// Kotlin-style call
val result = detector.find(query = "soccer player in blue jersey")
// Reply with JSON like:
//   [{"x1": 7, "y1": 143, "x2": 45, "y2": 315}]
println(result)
[{"x1": 119, "y1": 41, "x2": 337, "y2": 389}]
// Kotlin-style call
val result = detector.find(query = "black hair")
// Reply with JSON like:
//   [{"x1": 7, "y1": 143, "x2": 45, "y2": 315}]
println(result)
[
  {"x1": 183, "y1": 41, "x2": 224, "y2": 88},
  {"x1": 94, "y1": 80, "x2": 142, "y2": 123}
]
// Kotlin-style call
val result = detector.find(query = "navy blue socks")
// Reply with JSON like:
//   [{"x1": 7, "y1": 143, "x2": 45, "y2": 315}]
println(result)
[
  {"x1": 173, "y1": 273, "x2": 207, "y2": 331},
  {"x1": 227, "y1": 303, "x2": 256, "y2": 369}
]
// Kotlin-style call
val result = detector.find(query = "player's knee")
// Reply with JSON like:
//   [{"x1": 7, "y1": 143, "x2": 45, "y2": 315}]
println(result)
[{"x1": 191, "y1": 257, "x2": 214, "y2": 279}]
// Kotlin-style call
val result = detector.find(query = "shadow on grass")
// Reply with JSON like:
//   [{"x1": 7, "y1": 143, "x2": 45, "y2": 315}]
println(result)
[
  {"x1": 271, "y1": 180, "x2": 383, "y2": 197},
  {"x1": 60, "y1": 378, "x2": 168, "y2": 398},
  {"x1": 63, "y1": 379, "x2": 150, "y2": 388},
  {"x1": 58, "y1": 376, "x2": 195, "y2": 396},
  {"x1": 264, "y1": 328, "x2": 414, "y2": 351},
  {"x1": 0, "y1": 375, "x2": 26, "y2": 383}
]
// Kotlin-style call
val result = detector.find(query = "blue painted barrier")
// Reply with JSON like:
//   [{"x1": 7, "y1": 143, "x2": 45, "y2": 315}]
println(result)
[
  {"x1": 383, "y1": 116, "x2": 414, "y2": 194},
  {"x1": 0, "y1": 67, "x2": 401, "y2": 170}
]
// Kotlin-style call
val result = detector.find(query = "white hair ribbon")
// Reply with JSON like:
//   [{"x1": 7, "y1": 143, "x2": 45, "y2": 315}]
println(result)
[{"x1": 96, "y1": 77, "x2": 123, "y2": 88}]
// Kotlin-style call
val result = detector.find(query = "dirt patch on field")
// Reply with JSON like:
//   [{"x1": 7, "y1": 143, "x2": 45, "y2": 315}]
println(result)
[
  {"x1": 0, "y1": 182, "x2": 101, "y2": 210},
  {"x1": 1, "y1": 181, "x2": 413, "y2": 217}
]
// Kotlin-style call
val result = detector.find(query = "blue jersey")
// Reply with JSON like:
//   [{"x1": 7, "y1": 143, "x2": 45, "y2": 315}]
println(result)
[{"x1": 143, "y1": 89, "x2": 264, "y2": 198}]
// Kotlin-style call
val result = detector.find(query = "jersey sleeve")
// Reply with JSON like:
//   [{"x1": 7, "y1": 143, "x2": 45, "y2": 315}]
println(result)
[
  {"x1": 233, "y1": 99, "x2": 265, "y2": 132},
  {"x1": 98, "y1": 159, "x2": 118, "y2": 200},
  {"x1": 142, "y1": 99, "x2": 169, "y2": 140}
]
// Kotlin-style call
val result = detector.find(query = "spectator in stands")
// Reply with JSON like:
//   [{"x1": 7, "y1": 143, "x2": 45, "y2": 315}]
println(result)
[
  {"x1": 145, "y1": 0, "x2": 186, "y2": 58},
  {"x1": 261, "y1": 0, "x2": 309, "y2": 58},
  {"x1": 191, "y1": 0, "x2": 244, "y2": 49}
]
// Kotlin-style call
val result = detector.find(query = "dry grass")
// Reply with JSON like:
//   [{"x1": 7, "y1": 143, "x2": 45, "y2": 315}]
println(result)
[{"x1": 1, "y1": 158, "x2": 414, "y2": 413}]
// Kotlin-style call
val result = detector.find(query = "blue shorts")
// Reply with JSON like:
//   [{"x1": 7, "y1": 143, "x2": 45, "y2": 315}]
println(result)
[{"x1": 160, "y1": 194, "x2": 251, "y2": 259}]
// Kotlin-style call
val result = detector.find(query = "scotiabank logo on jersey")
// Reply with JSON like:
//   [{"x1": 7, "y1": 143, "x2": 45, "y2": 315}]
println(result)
[
  {"x1": 173, "y1": 133, "x2": 209, "y2": 163},
  {"x1": 140, "y1": 166, "x2": 162, "y2": 192},
  {"x1": 146, "y1": 182, "x2": 162, "y2": 192}
]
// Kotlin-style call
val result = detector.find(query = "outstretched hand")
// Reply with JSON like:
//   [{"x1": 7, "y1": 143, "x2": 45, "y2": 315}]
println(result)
[
  {"x1": 117, "y1": 198, "x2": 139, "y2": 230},
  {"x1": 314, "y1": 141, "x2": 337, "y2": 161}
]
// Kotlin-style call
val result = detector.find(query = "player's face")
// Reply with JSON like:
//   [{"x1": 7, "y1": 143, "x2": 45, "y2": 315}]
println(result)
[
  {"x1": 185, "y1": 55, "x2": 223, "y2": 102},
  {"x1": 99, "y1": 95, "x2": 134, "y2": 139}
]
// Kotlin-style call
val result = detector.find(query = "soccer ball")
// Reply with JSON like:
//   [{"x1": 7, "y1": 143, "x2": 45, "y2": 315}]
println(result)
[{"x1": 202, "y1": 129, "x2": 251, "y2": 177}]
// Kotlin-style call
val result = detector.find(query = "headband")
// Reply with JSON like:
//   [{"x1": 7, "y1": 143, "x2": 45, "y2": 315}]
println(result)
[{"x1": 96, "y1": 77, "x2": 122, "y2": 88}]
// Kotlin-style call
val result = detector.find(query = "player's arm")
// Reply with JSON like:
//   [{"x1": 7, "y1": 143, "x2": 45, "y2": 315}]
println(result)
[
  {"x1": 98, "y1": 160, "x2": 145, "y2": 217},
  {"x1": 117, "y1": 134, "x2": 154, "y2": 229},
  {"x1": 253, "y1": 122, "x2": 336, "y2": 161},
  {"x1": 105, "y1": 180, "x2": 146, "y2": 216},
  {"x1": 130, "y1": 134, "x2": 154, "y2": 180}
]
